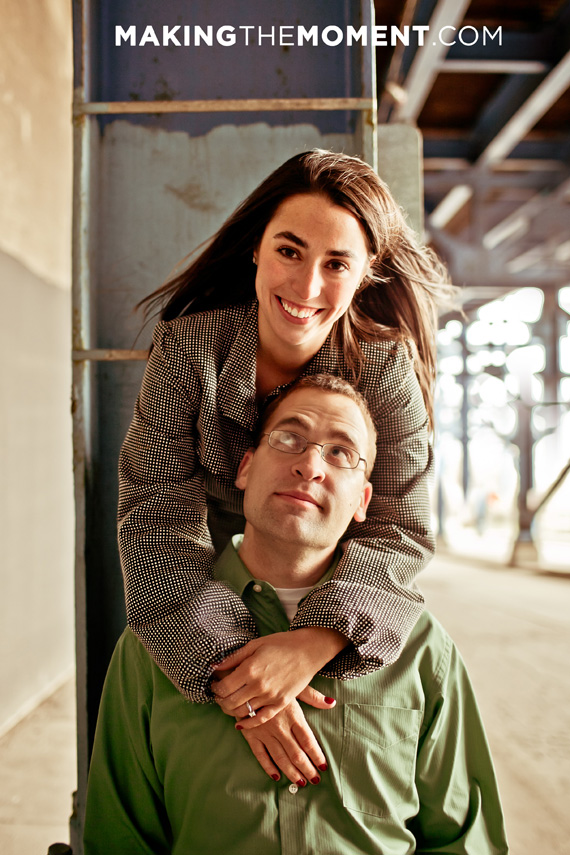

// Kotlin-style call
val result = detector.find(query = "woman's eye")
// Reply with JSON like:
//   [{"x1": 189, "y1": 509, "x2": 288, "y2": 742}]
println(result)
[
  {"x1": 327, "y1": 259, "x2": 349, "y2": 272},
  {"x1": 278, "y1": 246, "x2": 299, "y2": 259}
]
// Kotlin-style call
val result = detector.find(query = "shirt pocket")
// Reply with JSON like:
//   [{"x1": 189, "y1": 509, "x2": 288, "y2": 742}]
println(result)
[{"x1": 340, "y1": 703, "x2": 421, "y2": 819}]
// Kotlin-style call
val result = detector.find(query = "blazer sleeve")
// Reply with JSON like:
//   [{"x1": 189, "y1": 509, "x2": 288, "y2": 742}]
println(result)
[
  {"x1": 291, "y1": 339, "x2": 434, "y2": 677},
  {"x1": 117, "y1": 321, "x2": 257, "y2": 703}
]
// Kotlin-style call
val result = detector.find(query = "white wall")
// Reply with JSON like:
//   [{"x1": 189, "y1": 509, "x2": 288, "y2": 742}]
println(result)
[{"x1": 0, "y1": 0, "x2": 74, "y2": 733}]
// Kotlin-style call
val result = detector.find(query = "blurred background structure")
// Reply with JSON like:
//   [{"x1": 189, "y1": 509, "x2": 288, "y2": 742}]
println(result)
[
  {"x1": 1, "y1": 1, "x2": 569, "y2": 853},
  {"x1": 0, "y1": 3, "x2": 74, "y2": 745}
]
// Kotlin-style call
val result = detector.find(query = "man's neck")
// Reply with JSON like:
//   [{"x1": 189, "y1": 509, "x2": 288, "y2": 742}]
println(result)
[{"x1": 237, "y1": 527, "x2": 336, "y2": 588}]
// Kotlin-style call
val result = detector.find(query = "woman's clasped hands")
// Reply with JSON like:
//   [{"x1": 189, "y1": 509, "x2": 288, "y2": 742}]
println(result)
[{"x1": 210, "y1": 627, "x2": 347, "y2": 784}]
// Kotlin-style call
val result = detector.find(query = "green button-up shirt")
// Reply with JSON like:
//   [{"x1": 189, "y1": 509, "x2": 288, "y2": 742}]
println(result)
[{"x1": 84, "y1": 538, "x2": 508, "y2": 854}]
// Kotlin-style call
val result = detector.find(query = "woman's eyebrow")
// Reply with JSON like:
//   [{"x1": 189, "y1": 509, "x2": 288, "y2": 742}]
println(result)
[
  {"x1": 273, "y1": 230, "x2": 308, "y2": 248},
  {"x1": 272, "y1": 231, "x2": 357, "y2": 259}
]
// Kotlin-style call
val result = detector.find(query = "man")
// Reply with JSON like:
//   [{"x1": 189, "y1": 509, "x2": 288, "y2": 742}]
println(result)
[{"x1": 84, "y1": 375, "x2": 508, "y2": 854}]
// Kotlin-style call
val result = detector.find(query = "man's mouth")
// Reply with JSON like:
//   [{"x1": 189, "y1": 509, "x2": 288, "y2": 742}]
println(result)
[
  {"x1": 278, "y1": 297, "x2": 322, "y2": 320},
  {"x1": 276, "y1": 490, "x2": 323, "y2": 509}
]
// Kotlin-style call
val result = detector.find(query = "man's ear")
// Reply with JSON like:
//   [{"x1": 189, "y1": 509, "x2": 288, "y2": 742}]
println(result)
[
  {"x1": 234, "y1": 448, "x2": 255, "y2": 490},
  {"x1": 353, "y1": 480, "x2": 372, "y2": 523}
]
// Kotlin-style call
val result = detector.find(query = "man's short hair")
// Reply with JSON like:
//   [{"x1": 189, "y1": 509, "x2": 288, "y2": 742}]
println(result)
[{"x1": 258, "y1": 374, "x2": 377, "y2": 477}]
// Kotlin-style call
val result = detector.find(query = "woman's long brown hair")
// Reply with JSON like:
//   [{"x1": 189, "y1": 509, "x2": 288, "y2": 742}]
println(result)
[{"x1": 138, "y1": 149, "x2": 454, "y2": 425}]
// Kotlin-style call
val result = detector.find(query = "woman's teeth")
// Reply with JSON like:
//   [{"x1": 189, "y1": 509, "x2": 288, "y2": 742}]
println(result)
[{"x1": 280, "y1": 299, "x2": 319, "y2": 319}]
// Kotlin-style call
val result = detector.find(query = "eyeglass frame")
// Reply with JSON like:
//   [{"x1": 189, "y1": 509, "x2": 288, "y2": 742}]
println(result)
[{"x1": 260, "y1": 429, "x2": 367, "y2": 471}]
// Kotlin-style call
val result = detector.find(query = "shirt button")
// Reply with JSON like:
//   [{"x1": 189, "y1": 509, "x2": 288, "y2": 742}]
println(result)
[
  {"x1": 252, "y1": 584, "x2": 263, "y2": 593},
  {"x1": 288, "y1": 784, "x2": 298, "y2": 794}
]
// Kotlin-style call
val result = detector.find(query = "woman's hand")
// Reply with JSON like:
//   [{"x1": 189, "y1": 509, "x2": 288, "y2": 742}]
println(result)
[
  {"x1": 236, "y1": 700, "x2": 329, "y2": 785},
  {"x1": 211, "y1": 627, "x2": 348, "y2": 725}
]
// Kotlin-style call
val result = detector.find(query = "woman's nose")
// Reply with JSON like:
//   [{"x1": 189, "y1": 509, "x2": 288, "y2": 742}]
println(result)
[{"x1": 291, "y1": 264, "x2": 323, "y2": 301}]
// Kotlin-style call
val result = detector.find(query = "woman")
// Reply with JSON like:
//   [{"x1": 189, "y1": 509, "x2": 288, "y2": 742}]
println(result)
[{"x1": 118, "y1": 149, "x2": 452, "y2": 784}]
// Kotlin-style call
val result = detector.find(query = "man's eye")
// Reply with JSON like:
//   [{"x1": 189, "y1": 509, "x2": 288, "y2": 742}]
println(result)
[
  {"x1": 277, "y1": 431, "x2": 303, "y2": 450},
  {"x1": 328, "y1": 445, "x2": 351, "y2": 463}
]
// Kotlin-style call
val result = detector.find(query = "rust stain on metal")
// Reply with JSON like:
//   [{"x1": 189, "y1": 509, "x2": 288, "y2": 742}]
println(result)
[
  {"x1": 165, "y1": 181, "x2": 219, "y2": 212},
  {"x1": 72, "y1": 349, "x2": 149, "y2": 361},
  {"x1": 74, "y1": 97, "x2": 374, "y2": 115}
]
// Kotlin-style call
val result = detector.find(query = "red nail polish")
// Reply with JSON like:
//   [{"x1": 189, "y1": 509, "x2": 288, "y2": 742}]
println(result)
[
  {"x1": 235, "y1": 725, "x2": 243, "y2": 730},
  {"x1": 271, "y1": 774, "x2": 280, "y2": 781},
  {"x1": 318, "y1": 763, "x2": 328, "y2": 772},
  {"x1": 325, "y1": 697, "x2": 335, "y2": 704},
  {"x1": 297, "y1": 779, "x2": 306, "y2": 787},
  {"x1": 311, "y1": 777, "x2": 320, "y2": 785}
]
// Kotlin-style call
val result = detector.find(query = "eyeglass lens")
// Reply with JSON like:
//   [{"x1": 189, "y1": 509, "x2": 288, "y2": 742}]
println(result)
[{"x1": 267, "y1": 430, "x2": 360, "y2": 469}]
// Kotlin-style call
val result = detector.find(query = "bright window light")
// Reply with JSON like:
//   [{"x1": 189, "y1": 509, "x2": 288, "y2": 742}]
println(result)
[
  {"x1": 493, "y1": 406, "x2": 517, "y2": 437},
  {"x1": 506, "y1": 344, "x2": 546, "y2": 376},
  {"x1": 505, "y1": 374, "x2": 519, "y2": 397},
  {"x1": 532, "y1": 410, "x2": 547, "y2": 433},
  {"x1": 437, "y1": 375, "x2": 464, "y2": 408},
  {"x1": 559, "y1": 286, "x2": 570, "y2": 313},
  {"x1": 503, "y1": 321, "x2": 531, "y2": 347},
  {"x1": 560, "y1": 331, "x2": 570, "y2": 374},
  {"x1": 478, "y1": 288, "x2": 544, "y2": 324},
  {"x1": 490, "y1": 350, "x2": 507, "y2": 366},
  {"x1": 466, "y1": 320, "x2": 492, "y2": 346},
  {"x1": 466, "y1": 353, "x2": 484, "y2": 374},
  {"x1": 439, "y1": 355, "x2": 464, "y2": 375},
  {"x1": 478, "y1": 375, "x2": 508, "y2": 407},
  {"x1": 560, "y1": 377, "x2": 570, "y2": 401},
  {"x1": 531, "y1": 375, "x2": 544, "y2": 402},
  {"x1": 504, "y1": 288, "x2": 544, "y2": 322},
  {"x1": 446, "y1": 319, "x2": 463, "y2": 339}
]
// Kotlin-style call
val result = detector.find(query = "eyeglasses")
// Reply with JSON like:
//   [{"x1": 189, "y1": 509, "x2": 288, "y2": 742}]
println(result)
[{"x1": 261, "y1": 430, "x2": 366, "y2": 471}]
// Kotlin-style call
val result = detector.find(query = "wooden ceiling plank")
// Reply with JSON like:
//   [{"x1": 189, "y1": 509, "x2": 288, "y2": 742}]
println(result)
[
  {"x1": 441, "y1": 59, "x2": 549, "y2": 74},
  {"x1": 478, "y1": 50, "x2": 570, "y2": 165},
  {"x1": 393, "y1": 0, "x2": 472, "y2": 122}
]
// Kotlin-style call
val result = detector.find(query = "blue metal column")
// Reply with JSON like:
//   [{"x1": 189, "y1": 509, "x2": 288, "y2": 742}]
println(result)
[{"x1": 71, "y1": 2, "x2": 376, "y2": 849}]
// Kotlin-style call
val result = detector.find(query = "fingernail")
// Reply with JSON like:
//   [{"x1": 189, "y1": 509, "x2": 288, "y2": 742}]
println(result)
[
  {"x1": 311, "y1": 777, "x2": 320, "y2": 785},
  {"x1": 271, "y1": 774, "x2": 280, "y2": 781},
  {"x1": 318, "y1": 763, "x2": 328, "y2": 772},
  {"x1": 235, "y1": 725, "x2": 243, "y2": 730},
  {"x1": 297, "y1": 779, "x2": 306, "y2": 787},
  {"x1": 325, "y1": 697, "x2": 335, "y2": 704}
]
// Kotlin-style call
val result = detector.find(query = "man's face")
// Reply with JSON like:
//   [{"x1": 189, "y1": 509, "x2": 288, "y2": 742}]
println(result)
[{"x1": 235, "y1": 388, "x2": 372, "y2": 551}]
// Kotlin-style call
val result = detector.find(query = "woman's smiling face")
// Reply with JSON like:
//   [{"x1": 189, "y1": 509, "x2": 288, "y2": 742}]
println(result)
[{"x1": 254, "y1": 193, "x2": 373, "y2": 362}]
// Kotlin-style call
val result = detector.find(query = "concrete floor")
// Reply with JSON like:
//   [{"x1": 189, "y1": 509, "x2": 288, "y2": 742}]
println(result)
[
  {"x1": 1, "y1": 549, "x2": 568, "y2": 855},
  {"x1": 421, "y1": 549, "x2": 570, "y2": 855},
  {"x1": 0, "y1": 679, "x2": 76, "y2": 855}
]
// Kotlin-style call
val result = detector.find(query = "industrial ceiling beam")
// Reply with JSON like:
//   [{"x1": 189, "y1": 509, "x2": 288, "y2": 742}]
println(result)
[
  {"x1": 478, "y1": 51, "x2": 570, "y2": 167},
  {"x1": 392, "y1": 0, "x2": 472, "y2": 123},
  {"x1": 482, "y1": 177, "x2": 570, "y2": 250},
  {"x1": 441, "y1": 60, "x2": 549, "y2": 75}
]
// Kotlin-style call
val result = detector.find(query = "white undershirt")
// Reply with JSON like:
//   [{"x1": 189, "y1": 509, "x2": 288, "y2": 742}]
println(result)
[{"x1": 273, "y1": 585, "x2": 314, "y2": 622}]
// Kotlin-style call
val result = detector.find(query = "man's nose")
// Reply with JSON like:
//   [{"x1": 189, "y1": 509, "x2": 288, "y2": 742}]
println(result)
[
  {"x1": 292, "y1": 444, "x2": 326, "y2": 480},
  {"x1": 291, "y1": 263, "x2": 323, "y2": 301}
]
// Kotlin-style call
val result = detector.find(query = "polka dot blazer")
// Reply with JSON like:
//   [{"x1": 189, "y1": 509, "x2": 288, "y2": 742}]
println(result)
[{"x1": 118, "y1": 301, "x2": 434, "y2": 701}]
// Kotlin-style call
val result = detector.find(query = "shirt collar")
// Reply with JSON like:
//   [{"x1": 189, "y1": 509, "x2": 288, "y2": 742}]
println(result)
[{"x1": 214, "y1": 534, "x2": 340, "y2": 600}]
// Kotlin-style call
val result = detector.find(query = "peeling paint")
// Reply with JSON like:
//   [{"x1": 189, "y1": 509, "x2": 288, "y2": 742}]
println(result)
[{"x1": 165, "y1": 181, "x2": 220, "y2": 212}]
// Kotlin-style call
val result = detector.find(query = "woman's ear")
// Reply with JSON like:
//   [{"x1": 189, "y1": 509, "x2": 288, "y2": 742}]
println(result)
[{"x1": 235, "y1": 448, "x2": 255, "y2": 490}]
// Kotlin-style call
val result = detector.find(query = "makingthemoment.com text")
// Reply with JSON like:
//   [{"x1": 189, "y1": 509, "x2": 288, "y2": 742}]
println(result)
[{"x1": 115, "y1": 24, "x2": 503, "y2": 49}]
